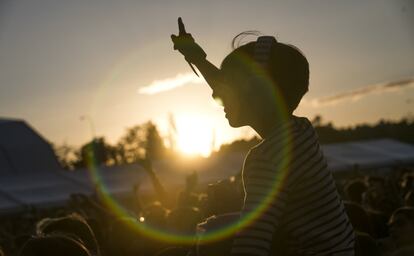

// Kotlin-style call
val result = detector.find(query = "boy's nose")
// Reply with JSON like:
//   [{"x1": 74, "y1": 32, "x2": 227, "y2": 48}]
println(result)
[
  {"x1": 211, "y1": 89, "x2": 222, "y2": 101},
  {"x1": 211, "y1": 94, "x2": 223, "y2": 106},
  {"x1": 212, "y1": 91, "x2": 217, "y2": 99},
  {"x1": 211, "y1": 85, "x2": 226, "y2": 100}
]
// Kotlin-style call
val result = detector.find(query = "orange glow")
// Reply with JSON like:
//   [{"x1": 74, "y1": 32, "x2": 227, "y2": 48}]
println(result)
[{"x1": 175, "y1": 114, "x2": 214, "y2": 157}]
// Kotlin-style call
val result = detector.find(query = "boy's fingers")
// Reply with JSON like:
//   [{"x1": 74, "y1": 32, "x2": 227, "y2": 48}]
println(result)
[
  {"x1": 178, "y1": 17, "x2": 186, "y2": 35},
  {"x1": 170, "y1": 34, "x2": 178, "y2": 49}
]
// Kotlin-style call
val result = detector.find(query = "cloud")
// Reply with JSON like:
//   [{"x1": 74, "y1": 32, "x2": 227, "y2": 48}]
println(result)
[
  {"x1": 311, "y1": 77, "x2": 414, "y2": 107},
  {"x1": 138, "y1": 72, "x2": 204, "y2": 95}
]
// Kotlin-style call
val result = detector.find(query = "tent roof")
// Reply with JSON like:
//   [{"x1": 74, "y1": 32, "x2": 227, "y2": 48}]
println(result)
[
  {"x1": 322, "y1": 139, "x2": 414, "y2": 172},
  {"x1": 0, "y1": 118, "x2": 61, "y2": 175}
]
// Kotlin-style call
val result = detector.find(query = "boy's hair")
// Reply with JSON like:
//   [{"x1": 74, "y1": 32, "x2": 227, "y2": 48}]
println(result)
[{"x1": 221, "y1": 32, "x2": 309, "y2": 113}]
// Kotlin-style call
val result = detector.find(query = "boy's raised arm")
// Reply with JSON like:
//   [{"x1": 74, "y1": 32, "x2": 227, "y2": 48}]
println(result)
[{"x1": 170, "y1": 17, "x2": 222, "y2": 90}]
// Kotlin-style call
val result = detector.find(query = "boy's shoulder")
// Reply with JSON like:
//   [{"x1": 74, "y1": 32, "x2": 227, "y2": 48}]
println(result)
[{"x1": 246, "y1": 116, "x2": 317, "y2": 163}]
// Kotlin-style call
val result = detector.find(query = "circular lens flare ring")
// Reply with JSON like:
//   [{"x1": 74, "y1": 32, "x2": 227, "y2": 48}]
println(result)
[{"x1": 86, "y1": 53, "x2": 293, "y2": 244}]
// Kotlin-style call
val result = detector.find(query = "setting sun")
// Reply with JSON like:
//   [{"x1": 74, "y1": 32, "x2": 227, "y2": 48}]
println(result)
[{"x1": 175, "y1": 114, "x2": 215, "y2": 157}]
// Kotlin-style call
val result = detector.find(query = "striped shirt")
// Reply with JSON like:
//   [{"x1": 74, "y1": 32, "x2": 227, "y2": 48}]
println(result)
[{"x1": 231, "y1": 116, "x2": 355, "y2": 256}]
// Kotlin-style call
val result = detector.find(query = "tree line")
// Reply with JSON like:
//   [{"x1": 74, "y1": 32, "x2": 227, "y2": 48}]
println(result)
[
  {"x1": 215, "y1": 115, "x2": 414, "y2": 154},
  {"x1": 54, "y1": 116, "x2": 414, "y2": 170},
  {"x1": 311, "y1": 115, "x2": 414, "y2": 144},
  {"x1": 54, "y1": 121, "x2": 166, "y2": 170}
]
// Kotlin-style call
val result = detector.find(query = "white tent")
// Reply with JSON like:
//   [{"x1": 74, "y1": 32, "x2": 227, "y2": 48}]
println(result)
[
  {"x1": 0, "y1": 118, "x2": 61, "y2": 175},
  {"x1": 0, "y1": 118, "x2": 88, "y2": 213},
  {"x1": 322, "y1": 139, "x2": 414, "y2": 172}
]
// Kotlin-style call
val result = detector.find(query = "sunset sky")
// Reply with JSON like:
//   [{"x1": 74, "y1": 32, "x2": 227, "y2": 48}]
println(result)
[{"x1": 0, "y1": 0, "x2": 413, "y2": 155}]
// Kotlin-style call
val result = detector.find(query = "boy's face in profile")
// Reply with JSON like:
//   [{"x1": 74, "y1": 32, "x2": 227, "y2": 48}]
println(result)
[
  {"x1": 215, "y1": 59, "x2": 278, "y2": 129},
  {"x1": 214, "y1": 64, "x2": 254, "y2": 128}
]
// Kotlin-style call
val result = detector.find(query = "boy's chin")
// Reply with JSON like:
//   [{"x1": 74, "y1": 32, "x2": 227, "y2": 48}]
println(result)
[{"x1": 226, "y1": 115, "x2": 244, "y2": 128}]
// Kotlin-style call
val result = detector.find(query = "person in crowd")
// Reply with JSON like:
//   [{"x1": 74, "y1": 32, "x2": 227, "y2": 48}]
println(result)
[
  {"x1": 142, "y1": 201, "x2": 169, "y2": 229},
  {"x1": 364, "y1": 177, "x2": 401, "y2": 217},
  {"x1": 140, "y1": 155, "x2": 169, "y2": 207},
  {"x1": 366, "y1": 209, "x2": 389, "y2": 239},
  {"x1": 35, "y1": 213, "x2": 100, "y2": 256},
  {"x1": 400, "y1": 174, "x2": 414, "y2": 198},
  {"x1": 107, "y1": 217, "x2": 154, "y2": 256},
  {"x1": 345, "y1": 180, "x2": 367, "y2": 205},
  {"x1": 171, "y1": 17, "x2": 354, "y2": 255},
  {"x1": 155, "y1": 247, "x2": 190, "y2": 256},
  {"x1": 203, "y1": 179, "x2": 243, "y2": 217},
  {"x1": 18, "y1": 233, "x2": 91, "y2": 256},
  {"x1": 388, "y1": 208, "x2": 414, "y2": 250},
  {"x1": 166, "y1": 206, "x2": 202, "y2": 235},
  {"x1": 354, "y1": 232, "x2": 380, "y2": 256},
  {"x1": 196, "y1": 213, "x2": 241, "y2": 256},
  {"x1": 378, "y1": 207, "x2": 414, "y2": 255},
  {"x1": 404, "y1": 190, "x2": 414, "y2": 207},
  {"x1": 176, "y1": 171, "x2": 201, "y2": 209},
  {"x1": 391, "y1": 246, "x2": 414, "y2": 256},
  {"x1": 344, "y1": 201, "x2": 373, "y2": 236}
]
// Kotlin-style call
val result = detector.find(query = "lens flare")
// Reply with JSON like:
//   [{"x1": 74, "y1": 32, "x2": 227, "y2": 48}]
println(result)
[{"x1": 86, "y1": 51, "x2": 293, "y2": 245}]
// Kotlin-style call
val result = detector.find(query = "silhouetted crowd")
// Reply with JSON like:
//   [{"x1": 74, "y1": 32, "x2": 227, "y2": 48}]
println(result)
[{"x1": 0, "y1": 166, "x2": 413, "y2": 256}]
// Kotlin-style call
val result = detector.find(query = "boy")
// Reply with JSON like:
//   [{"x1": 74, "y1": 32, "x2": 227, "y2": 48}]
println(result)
[{"x1": 171, "y1": 18, "x2": 355, "y2": 255}]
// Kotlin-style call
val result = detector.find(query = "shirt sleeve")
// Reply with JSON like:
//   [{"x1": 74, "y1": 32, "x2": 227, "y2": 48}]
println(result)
[{"x1": 231, "y1": 156, "x2": 289, "y2": 256}]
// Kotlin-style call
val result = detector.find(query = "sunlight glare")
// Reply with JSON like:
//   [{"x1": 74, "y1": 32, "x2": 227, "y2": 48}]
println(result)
[{"x1": 176, "y1": 114, "x2": 214, "y2": 157}]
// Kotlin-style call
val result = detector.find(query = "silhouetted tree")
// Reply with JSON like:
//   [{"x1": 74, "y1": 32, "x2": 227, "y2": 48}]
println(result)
[
  {"x1": 215, "y1": 116, "x2": 413, "y2": 156},
  {"x1": 116, "y1": 125, "x2": 146, "y2": 163},
  {"x1": 144, "y1": 121, "x2": 166, "y2": 160},
  {"x1": 78, "y1": 137, "x2": 112, "y2": 168},
  {"x1": 116, "y1": 121, "x2": 166, "y2": 164},
  {"x1": 53, "y1": 143, "x2": 79, "y2": 170},
  {"x1": 216, "y1": 137, "x2": 261, "y2": 155},
  {"x1": 311, "y1": 115, "x2": 323, "y2": 127},
  {"x1": 53, "y1": 116, "x2": 413, "y2": 170}
]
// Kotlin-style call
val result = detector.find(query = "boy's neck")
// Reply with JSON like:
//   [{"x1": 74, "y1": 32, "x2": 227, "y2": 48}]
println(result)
[{"x1": 253, "y1": 114, "x2": 294, "y2": 139}]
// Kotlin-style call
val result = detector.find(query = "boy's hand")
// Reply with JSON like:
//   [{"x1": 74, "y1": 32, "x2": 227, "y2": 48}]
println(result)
[{"x1": 171, "y1": 17, "x2": 206, "y2": 65}]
